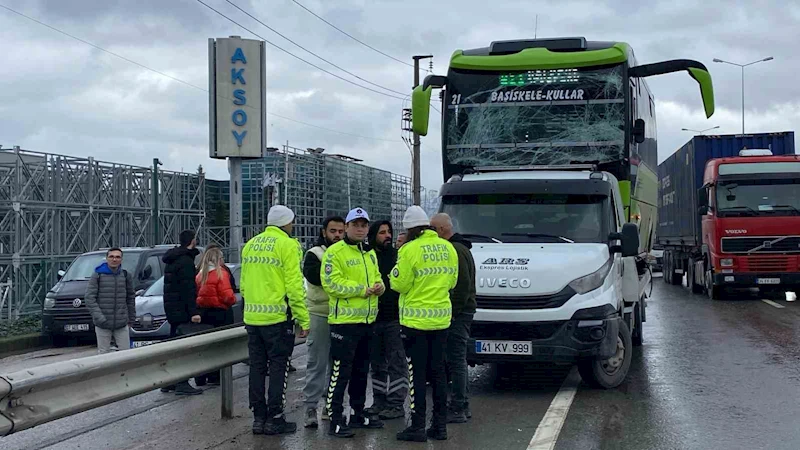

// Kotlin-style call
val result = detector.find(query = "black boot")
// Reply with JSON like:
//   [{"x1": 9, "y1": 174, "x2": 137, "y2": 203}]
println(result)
[
  {"x1": 264, "y1": 416, "x2": 297, "y2": 435},
  {"x1": 328, "y1": 417, "x2": 355, "y2": 438},
  {"x1": 252, "y1": 417, "x2": 266, "y2": 435},
  {"x1": 349, "y1": 411, "x2": 384, "y2": 429},
  {"x1": 174, "y1": 380, "x2": 202, "y2": 396},
  {"x1": 397, "y1": 414, "x2": 427, "y2": 442},
  {"x1": 427, "y1": 419, "x2": 448, "y2": 441}
]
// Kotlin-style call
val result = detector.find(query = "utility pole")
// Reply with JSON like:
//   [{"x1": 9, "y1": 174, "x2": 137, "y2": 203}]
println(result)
[
  {"x1": 152, "y1": 158, "x2": 162, "y2": 245},
  {"x1": 412, "y1": 54, "x2": 432, "y2": 206}
]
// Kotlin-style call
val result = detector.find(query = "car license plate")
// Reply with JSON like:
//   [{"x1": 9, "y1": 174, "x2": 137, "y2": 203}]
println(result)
[
  {"x1": 758, "y1": 278, "x2": 781, "y2": 285},
  {"x1": 64, "y1": 324, "x2": 89, "y2": 332},
  {"x1": 132, "y1": 340, "x2": 159, "y2": 348},
  {"x1": 475, "y1": 340, "x2": 532, "y2": 355}
]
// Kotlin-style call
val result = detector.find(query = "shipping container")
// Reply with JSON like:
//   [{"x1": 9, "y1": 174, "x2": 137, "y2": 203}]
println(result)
[{"x1": 657, "y1": 132, "x2": 796, "y2": 247}]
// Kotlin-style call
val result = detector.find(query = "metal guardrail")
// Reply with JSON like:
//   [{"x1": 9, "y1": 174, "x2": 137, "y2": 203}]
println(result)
[{"x1": 0, "y1": 325, "x2": 249, "y2": 437}]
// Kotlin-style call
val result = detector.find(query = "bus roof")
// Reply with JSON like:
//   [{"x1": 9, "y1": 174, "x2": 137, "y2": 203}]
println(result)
[{"x1": 450, "y1": 38, "x2": 631, "y2": 71}]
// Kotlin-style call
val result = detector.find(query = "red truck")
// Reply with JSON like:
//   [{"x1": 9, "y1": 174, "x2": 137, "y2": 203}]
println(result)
[{"x1": 657, "y1": 132, "x2": 798, "y2": 299}]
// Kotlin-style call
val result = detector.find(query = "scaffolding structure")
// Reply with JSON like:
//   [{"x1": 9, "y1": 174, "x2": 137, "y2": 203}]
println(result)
[
  {"x1": 0, "y1": 147, "x2": 205, "y2": 320},
  {"x1": 205, "y1": 145, "x2": 412, "y2": 251}
]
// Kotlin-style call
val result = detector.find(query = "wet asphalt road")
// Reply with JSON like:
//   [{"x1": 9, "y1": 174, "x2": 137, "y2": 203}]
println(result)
[{"x1": 4, "y1": 275, "x2": 800, "y2": 449}]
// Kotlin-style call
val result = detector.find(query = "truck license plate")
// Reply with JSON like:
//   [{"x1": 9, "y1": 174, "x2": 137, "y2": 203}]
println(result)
[
  {"x1": 64, "y1": 324, "x2": 89, "y2": 332},
  {"x1": 757, "y1": 278, "x2": 781, "y2": 285},
  {"x1": 475, "y1": 340, "x2": 532, "y2": 355}
]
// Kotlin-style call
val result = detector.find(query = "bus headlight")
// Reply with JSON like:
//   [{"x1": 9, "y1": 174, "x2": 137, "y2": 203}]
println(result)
[{"x1": 568, "y1": 258, "x2": 613, "y2": 295}]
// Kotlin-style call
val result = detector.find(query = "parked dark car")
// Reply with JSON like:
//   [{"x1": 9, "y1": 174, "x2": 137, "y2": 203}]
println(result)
[
  {"x1": 42, "y1": 245, "x2": 203, "y2": 346},
  {"x1": 130, "y1": 263, "x2": 243, "y2": 347}
]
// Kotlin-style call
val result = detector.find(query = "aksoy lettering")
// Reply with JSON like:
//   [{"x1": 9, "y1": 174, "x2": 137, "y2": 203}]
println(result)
[{"x1": 231, "y1": 47, "x2": 247, "y2": 147}]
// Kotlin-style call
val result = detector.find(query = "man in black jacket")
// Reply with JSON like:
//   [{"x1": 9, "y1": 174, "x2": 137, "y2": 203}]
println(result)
[
  {"x1": 364, "y1": 220, "x2": 408, "y2": 420},
  {"x1": 161, "y1": 229, "x2": 202, "y2": 396},
  {"x1": 431, "y1": 213, "x2": 476, "y2": 423}
]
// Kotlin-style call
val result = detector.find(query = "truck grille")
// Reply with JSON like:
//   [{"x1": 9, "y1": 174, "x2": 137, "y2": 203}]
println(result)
[
  {"x1": 471, "y1": 321, "x2": 562, "y2": 340},
  {"x1": 721, "y1": 236, "x2": 800, "y2": 254},
  {"x1": 739, "y1": 256, "x2": 794, "y2": 272},
  {"x1": 476, "y1": 287, "x2": 575, "y2": 310}
]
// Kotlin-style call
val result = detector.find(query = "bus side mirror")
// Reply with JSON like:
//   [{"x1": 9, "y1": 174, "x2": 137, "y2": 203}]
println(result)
[
  {"x1": 411, "y1": 75, "x2": 447, "y2": 136},
  {"x1": 632, "y1": 119, "x2": 646, "y2": 144}
]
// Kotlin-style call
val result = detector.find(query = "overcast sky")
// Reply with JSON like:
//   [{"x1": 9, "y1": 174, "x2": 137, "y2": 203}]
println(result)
[{"x1": 2, "y1": 0, "x2": 798, "y2": 195}]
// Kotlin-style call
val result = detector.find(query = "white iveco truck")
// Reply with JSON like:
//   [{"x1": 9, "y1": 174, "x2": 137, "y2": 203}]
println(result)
[{"x1": 409, "y1": 36, "x2": 715, "y2": 387}]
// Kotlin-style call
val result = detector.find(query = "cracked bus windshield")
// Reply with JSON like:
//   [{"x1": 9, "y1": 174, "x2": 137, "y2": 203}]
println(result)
[{"x1": 444, "y1": 64, "x2": 625, "y2": 171}]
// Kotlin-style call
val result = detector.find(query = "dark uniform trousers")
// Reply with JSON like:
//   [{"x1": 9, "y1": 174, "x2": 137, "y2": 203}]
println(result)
[
  {"x1": 369, "y1": 321, "x2": 409, "y2": 409},
  {"x1": 326, "y1": 323, "x2": 373, "y2": 420},
  {"x1": 401, "y1": 326, "x2": 449, "y2": 427},
  {"x1": 246, "y1": 320, "x2": 295, "y2": 419}
]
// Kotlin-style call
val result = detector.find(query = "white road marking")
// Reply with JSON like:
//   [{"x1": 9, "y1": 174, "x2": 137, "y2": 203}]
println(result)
[
  {"x1": 762, "y1": 299, "x2": 785, "y2": 309},
  {"x1": 527, "y1": 366, "x2": 581, "y2": 450}
]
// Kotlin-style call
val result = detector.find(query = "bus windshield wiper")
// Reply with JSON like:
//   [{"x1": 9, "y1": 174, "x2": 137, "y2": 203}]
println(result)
[
  {"x1": 501, "y1": 233, "x2": 575, "y2": 243},
  {"x1": 461, "y1": 233, "x2": 503, "y2": 243}
]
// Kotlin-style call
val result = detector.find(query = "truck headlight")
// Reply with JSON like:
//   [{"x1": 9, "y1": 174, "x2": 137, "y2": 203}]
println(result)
[
  {"x1": 568, "y1": 258, "x2": 613, "y2": 295},
  {"x1": 720, "y1": 258, "x2": 733, "y2": 267},
  {"x1": 44, "y1": 293, "x2": 56, "y2": 309}
]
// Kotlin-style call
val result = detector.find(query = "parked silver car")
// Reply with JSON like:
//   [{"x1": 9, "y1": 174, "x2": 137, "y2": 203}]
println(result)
[{"x1": 130, "y1": 263, "x2": 243, "y2": 348}]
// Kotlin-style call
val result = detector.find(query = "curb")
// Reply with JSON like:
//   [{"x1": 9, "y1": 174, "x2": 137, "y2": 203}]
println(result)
[{"x1": 0, "y1": 333, "x2": 50, "y2": 358}]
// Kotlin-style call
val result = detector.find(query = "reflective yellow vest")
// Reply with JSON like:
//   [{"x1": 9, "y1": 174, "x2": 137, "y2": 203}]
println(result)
[
  {"x1": 389, "y1": 229, "x2": 458, "y2": 330},
  {"x1": 240, "y1": 226, "x2": 310, "y2": 330},
  {"x1": 321, "y1": 239, "x2": 383, "y2": 325}
]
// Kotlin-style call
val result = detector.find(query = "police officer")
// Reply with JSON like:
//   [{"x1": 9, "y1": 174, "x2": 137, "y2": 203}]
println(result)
[
  {"x1": 390, "y1": 206, "x2": 458, "y2": 442},
  {"x1": 322, "y1": 207, "x2": 385, "y2": 438},
  {"x1": 240, "y1": 205, "x2": 310, "y2": 436}
]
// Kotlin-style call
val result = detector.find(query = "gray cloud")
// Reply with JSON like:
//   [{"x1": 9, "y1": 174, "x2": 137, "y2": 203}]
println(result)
[{"x1": 1, "y1": 0, "x2": 797, "y2": 194}]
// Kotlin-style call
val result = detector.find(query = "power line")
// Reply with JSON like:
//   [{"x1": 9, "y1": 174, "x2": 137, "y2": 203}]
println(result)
[
  {"x1": 194, "y1": 0, "x2": 405, "y2": 101},
  {"x1": 0, "y1": 3, "x2": 207, "y2": 94},
  {"x1": 225, "y1": 0, "x2": 406, "y2": 97},
  {"x1": 290, "y1": 0, "x2": 414, "y2": 69},
  {"x1": 0, "y1": 3, "x2": 401, "y2": 143}
]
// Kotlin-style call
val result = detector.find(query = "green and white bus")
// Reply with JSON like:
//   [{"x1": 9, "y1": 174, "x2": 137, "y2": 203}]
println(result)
[{"x1": 410, "y1": 37, "x2": 715, "y2": 387}]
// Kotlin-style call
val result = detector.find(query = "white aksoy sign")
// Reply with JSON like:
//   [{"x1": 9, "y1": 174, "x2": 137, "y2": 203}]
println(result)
[{"x1": 209, "y1": 36, "x2": 266, "y2": 159}]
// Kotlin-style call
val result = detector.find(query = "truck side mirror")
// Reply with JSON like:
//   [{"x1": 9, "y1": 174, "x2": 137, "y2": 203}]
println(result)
[
  {"x1": 621, "y1": 223, "x2": 640, "y2": 257},
  {"x1": 698, "y1": 205, "x2": 709, "y2": 215},
  {"x1": 632, "y1": 119, "x2": 646, "y2": 144}
]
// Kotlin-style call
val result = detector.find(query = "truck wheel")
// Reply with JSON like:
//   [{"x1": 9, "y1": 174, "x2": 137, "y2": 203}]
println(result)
[
  {"x1": 705, "y1": 268, "x2": 724, "y2": 300},
  {"x1": 632, "y1": 301, "x2": 644, "y2": 347},
  {"x1": 670, "y1": 258, "x2": 683, "y2": 285},
  {"x1": 578, "y1": 320, "x2": 632, "y2": 389},
  {"x1": 688, "y1": 258, "x2": 704, "y2": 294},
  {"x1": 663, "y1": 255, "x2": 673, "y2": 284}
]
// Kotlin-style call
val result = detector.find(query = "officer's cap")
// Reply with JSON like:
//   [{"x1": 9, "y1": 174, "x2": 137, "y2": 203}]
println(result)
[{"x1": 346, "y1": 207, "x2": 370, "y2": 224}]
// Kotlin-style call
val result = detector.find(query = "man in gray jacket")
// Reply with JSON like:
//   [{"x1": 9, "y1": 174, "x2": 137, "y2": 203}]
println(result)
[{"x1": 85, "y1": 247, "x2": 136, "y2": 354}]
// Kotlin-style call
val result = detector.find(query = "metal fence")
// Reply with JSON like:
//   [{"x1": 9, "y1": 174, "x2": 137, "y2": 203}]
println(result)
[{"x1": 0, "y1": 147, "x2": 206, "y2": 321}]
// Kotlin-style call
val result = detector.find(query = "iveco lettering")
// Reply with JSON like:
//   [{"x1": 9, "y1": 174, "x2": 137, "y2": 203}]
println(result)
[{"x1": 411, "y1": 36, "x2": 715, "y2": 389}]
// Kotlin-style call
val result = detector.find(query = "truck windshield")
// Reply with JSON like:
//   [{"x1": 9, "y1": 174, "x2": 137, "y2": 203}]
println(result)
[
  {"x1": 440, "y1": 193, "x2": 609, "y2": 243},
  {"x1": 717, "y1": 178, "x2": 800, "y2": 217},
  {"x1": 444, "y1": 64, "x2": 625, "y2": 170},
  {"x1": 61, "y1": 253, "x2": 141, "y2": 282}
]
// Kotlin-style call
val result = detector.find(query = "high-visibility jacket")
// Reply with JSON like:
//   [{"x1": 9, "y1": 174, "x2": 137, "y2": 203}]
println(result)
[
  {"x1": 321, "y1": 238, "x2": 383, "y2": 325},
  {"x1": 389, "y1": 230, "x2": 458, "y2": 331},
  {"x1": 240, "y1": 226, "x2": 310, "y2": 330}
]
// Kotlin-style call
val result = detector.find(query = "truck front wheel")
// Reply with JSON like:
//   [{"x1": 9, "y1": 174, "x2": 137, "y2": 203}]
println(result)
[
  {"x1": 705, "y1": 268, "x2": 724, "y2": 300},
  {"x1": 578, "y1": 320, "x2": 632, "y2": 389}
]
